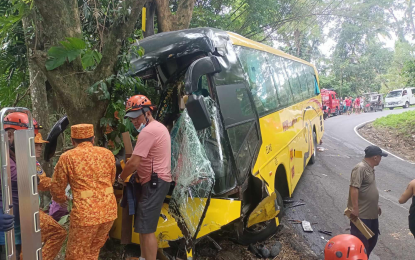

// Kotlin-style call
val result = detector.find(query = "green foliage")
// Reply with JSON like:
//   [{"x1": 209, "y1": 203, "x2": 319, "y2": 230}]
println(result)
[
  {"x1": 373, "y1": 111, "x2": 415, "y2": 134},
  {"x1": 46, "y1": 37, "x2": 102, "y2": 70},
  {"x1": 402, "y1": 59, "x2": 415, "y2": 87}
]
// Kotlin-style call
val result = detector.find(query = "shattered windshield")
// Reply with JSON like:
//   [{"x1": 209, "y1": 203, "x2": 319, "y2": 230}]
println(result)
[{"x1": 169, "y1": 104, "x2": 215, "y2": 239}]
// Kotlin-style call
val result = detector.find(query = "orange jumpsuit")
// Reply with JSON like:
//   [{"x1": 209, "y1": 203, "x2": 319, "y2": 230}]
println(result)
[
  {"x1": 50, "y1": 142, "x2": 117, "y2": 260},
  {"x1": 21, "y1": 162, "x2": 67, "y2": 260}
]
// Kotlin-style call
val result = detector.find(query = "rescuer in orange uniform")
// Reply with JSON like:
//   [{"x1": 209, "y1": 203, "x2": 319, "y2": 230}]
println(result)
[
  {"x1": 50, "y1": 124, "x2": 117, "y2": 260},
  {"x1": 35, "y1": 133, "x2": 67, "y2": 260}
]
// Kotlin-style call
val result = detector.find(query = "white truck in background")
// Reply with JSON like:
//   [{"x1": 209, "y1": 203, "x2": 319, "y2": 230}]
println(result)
[{"x1": 384, "y1": 88, "x2": 415, "y2": 110}]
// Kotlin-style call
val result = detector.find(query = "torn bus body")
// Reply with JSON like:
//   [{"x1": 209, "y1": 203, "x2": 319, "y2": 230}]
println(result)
[{"x1": 110, "y1": 28, "x2": 286, "y2": 258}]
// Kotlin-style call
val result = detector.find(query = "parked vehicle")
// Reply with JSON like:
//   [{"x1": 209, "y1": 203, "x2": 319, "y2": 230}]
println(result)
[
  {"x1": 385, "y1": 88, "x2": 415, "y2": 110},
  {"x1": 321, "y1": 89, "x2": 340, "y2": 118},
  {"x1": 363, "y1": 93, "x2": 384, "y2": 112}
]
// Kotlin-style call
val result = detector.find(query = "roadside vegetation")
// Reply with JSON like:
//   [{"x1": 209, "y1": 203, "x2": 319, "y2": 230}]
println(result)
[
  {"x1": 359, "y1": 111, "x2": 415, "y2": 162},
  {"x1": 373, "y1": 110, "x2": 415, "y2": 136}
]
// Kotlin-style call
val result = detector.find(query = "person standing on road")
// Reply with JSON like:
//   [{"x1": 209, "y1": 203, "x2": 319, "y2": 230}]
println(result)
[
  {"x1": 398, "y1": 180, "x2": 415, "y2": 237},
  {"x1": 347, "y1": 145, "x2": 388, "y2": 257},
  {"x1": 355, "y1": 97, "x2": 361, "y2": 114},
  {"x1": 119, "y1": 95, "x2": 172, "y2": 260},
  {"x1": 345, "y1": 97, "x2": 352, "y2": 115}
]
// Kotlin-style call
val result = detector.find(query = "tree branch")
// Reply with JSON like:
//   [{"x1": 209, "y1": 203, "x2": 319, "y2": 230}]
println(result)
[
  {"x1": 13, "y1": 72, "x2": 39, "y2": 107},
  {"x1": 93, "y1": 0, "x2": 147, "y2": 81}
]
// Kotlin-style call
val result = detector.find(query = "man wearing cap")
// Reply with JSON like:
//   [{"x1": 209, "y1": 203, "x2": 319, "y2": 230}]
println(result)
[
  {"x1": 50, "y1": 124, "x2": 117, "y2": 260},
  {"x1": 120, "y1": 95, "x2": 172, "y2": 260},
  {"x1": 347, "y1": 145, "x2": 388, "y2": 257}
]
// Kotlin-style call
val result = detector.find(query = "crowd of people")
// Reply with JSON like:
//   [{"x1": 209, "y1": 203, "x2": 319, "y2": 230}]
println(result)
[
  {"x1": 0, "y1": 95, "x2": 171, "y2": 260},
  {"x1": 341, "y1": 96, "x2": 365, "y2": 115}
]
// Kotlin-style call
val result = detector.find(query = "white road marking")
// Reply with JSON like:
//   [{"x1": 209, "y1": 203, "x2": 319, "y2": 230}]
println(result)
[{"x1": 353, "y1": 120, "x2": 415, "y2": 165}]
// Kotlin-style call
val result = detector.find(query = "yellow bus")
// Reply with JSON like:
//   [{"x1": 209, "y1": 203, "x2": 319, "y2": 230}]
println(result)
[{"x1": 111, "y1": 27, "x2": 324, "y2": 258}]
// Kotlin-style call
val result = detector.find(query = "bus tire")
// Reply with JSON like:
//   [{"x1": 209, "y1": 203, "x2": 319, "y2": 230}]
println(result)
[
  {"x1": 389, "y1": 107, "x2": 394, "y2": 110},
  {"x1": 236, "y1": 189, "x2": 283, "y2": 246},
  {"x1": 308, "y1": 131, "x2": 317, "y2": 165}
]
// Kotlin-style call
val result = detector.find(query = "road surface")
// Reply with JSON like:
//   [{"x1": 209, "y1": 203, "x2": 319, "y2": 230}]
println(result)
[{"x1": 286, "y1": 108, "x2": 415, "y2": 260}]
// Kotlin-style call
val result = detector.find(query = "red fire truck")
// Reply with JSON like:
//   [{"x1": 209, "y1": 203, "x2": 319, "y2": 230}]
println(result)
[{"x1": 321, "y1": 89, "x2": 340, "y2": 119}]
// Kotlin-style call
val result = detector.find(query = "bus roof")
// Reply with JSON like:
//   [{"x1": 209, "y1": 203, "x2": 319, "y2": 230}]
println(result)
[
  {"x1": 129, "y1": 27, "x2": 315, "y2": 76},
  {"x1": 227, "y1": 31, "x2": 314, "y2": 67}
]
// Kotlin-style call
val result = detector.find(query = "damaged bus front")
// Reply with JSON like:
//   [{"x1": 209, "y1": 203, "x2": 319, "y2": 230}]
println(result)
[{"x1": 110, "y1": 28, "x2": 323, "y2": 258}]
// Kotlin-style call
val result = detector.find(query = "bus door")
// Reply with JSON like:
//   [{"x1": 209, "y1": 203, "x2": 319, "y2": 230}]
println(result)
[{"x1": 215, "y1": 84, "x2": 262, "y2": 184}]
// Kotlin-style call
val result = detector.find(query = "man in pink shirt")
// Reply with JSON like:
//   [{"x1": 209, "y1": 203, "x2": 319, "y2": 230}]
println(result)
[{"x1": 120, "y1": 95, "x2": 172, "y2": 260}]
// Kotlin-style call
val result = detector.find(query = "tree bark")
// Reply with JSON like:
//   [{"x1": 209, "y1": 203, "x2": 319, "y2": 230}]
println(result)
[
  {"x1": 30, "y1": 0, "x2": 147, "y2": 142},
  {"x1": 155, "y1": 0, "x2": 196, "y2": 32},
  {"x1": 144, "y1": 1, "x2": 157, "y2": 38}
]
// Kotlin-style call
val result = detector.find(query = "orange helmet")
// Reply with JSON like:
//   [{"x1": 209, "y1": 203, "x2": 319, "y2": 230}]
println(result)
[
  {"x1": 4, "y1": 112, "x2": 42, "y2": 135},
  {"x1": 324, "y1": 234, "x2": 367, "y2": 260},
  {"x1": 124, "y1": 95, "x2": 155, "y2": 119}
]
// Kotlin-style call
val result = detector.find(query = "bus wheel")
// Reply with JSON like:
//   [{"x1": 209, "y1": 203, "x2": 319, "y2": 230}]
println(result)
[
  {"x1": 236, "y1": 190, "x2": 283, "y2": 245},
  {"x1": 308, "y1": 131, "x2": 317, "y2": 165},
  {"x1": 404, "y1": 102, "x2": 409, "y2": 109},
  {"x1": 389, "y1": 107, "x2": 394, "y2": 110}
]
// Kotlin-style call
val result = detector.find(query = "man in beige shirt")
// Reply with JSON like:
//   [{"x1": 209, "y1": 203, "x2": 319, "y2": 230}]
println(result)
[{"x1": 347, "y1": 145, "x2": 387, "y2": 258}]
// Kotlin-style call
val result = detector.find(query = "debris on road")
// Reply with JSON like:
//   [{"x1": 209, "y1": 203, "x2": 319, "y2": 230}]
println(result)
[
  {"x1": 270, "y1": 242, "x2": 282, "y2": 258},
  {"x1": 322, "y1": 174, "x2": 328, "y2": 177},
  {"x1": 258, "y1": 244, "x2": 271, "y2": 258},
  {"x1": 288, "y1": 219, "x2": 302, "y2": 224},
  {"x1": 318, "y1": 230, "x2": 333, "y2": 236},
  {"x1": 302, "y1": 221, "x2": 313, "y2": 232},
  {"x1": 283, "y1": 198, "x2": 297, "y2": 204},
  {"x1": 384, "y1": 189, "x2": 391, "y2": 192},
  {"x1": 248, "y1": 244, "x2": 262, "y2": 258},
  {"x1": 317, "y1": 147, "x2": 326, "y2": 152},
  {"x1": 287, "y1": 202, "x2": 306, "y2": 209}
]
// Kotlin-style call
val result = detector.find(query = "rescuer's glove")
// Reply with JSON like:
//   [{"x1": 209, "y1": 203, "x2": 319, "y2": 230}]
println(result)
[{"x1": 0, "y1": 212, "x2": 14, "y2": 232}]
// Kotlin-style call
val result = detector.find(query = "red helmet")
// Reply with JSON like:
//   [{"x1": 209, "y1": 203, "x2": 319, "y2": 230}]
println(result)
[
  {"x1": 124, "y1": 95, "x2": 155, "y2": 119},
  {"x1": 4, "y1": 112, "x2": 42, "y2": 135},
  {"x1": 325, "y1": 234, "x2": 367, "y2": 260}
]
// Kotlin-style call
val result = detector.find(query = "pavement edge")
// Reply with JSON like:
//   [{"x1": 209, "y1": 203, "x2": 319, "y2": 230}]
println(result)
[{"x1": 353, "y1": 120, "x2": 415, "y2": 165}]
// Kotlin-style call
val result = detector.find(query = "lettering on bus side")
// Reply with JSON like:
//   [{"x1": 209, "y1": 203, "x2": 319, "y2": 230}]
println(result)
[
  {"x1": 265, "y1": 144, "x2": 272, "y2": 154},
  {"x1": 282, "y1": 118, "x2": 298, "y2": 131}
]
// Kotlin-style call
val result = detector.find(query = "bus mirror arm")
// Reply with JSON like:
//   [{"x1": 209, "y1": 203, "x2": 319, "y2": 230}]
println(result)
[{"x1": 184, "y1": 56, "x2": 221, "y2": 95}]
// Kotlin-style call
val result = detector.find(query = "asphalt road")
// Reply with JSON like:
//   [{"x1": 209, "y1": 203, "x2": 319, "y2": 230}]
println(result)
[{"x1": 286, "y1": 107, "x2": 415, "y2": 260}]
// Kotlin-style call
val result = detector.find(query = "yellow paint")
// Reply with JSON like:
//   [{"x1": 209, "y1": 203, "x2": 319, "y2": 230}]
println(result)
[
  {"x1": 186, "y1": 249, "x2": 193, "y2": 259},
  {"x1": 227, "y1": 31, "x2": 324, "y2": 196},
  {"x1": 110, "y1": 191, "x2": 241, "y2": 247},
  {"x1": 247, "y1": 192, "x2": 280, "y2": 228},
  {"x1": 142, "y1": 7, "x2": 146, "y2": 32}
]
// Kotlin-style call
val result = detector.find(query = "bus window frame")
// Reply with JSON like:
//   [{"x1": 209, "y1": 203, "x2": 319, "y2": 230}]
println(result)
[{"x1": 215, "y1": 83, "x2": 262, "y2": 184}]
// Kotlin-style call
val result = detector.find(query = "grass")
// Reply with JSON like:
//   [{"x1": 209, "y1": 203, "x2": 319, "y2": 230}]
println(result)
[{"x1": 373, "y1": 110, "x2": 415, "y2": 134}]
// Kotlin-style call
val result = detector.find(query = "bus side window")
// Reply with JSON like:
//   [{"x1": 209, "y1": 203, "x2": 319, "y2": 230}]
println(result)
[
  {"x1": 296, "y1": 62, "x2": 310, "y2": 99},
  {"x1": 268, "y1": 55, "x2": 293, "y2": 109},
  {"x1": 283, "y1": 59, "x2": 303, "y2": 102},
  {"x1": 234, "y1": 46, "x2": 279, "y2": 116}
]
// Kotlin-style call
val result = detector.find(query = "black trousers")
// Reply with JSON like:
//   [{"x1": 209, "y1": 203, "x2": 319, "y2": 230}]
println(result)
[{"x1": 350, "y1": 218, "x2": 379, "y2": 257}]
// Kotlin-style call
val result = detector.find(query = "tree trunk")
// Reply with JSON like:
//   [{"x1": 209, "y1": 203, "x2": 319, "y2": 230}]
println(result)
[
  {"x1": 155, "y1": 0, "x2": 196, "y2": 32},
  {"x1": 144, "y1": 1, "x2": 157, "y2": 38}
]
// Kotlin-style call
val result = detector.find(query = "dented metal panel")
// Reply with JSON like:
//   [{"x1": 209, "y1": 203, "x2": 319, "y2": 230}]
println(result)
[{"x1": 247, "y1": 192, "x2": 280, "y2": 228}]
